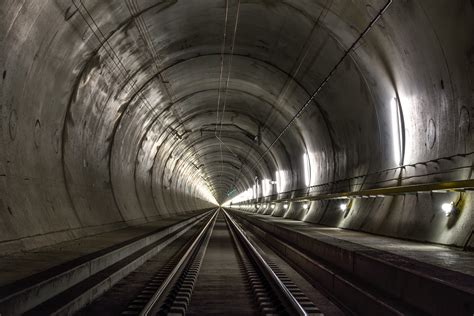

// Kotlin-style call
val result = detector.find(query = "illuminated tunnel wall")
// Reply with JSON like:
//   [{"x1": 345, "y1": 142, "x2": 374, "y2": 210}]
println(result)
[{"x1": 0, "y1": 0, "x2": 472, "y2": 253}]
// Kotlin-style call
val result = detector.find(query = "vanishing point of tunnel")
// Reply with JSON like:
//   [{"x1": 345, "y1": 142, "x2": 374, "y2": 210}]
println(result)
[{"x1": 0, "y1": 0, "x2": 473, "y2": 315}]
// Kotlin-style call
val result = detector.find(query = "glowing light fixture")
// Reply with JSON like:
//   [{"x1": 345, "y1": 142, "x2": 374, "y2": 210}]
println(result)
[
  {"x1": 391, "y1": 97, "x2": 404, "y2": 166},
  {"x1": 303, "y1": 203, "x2": 309, "y2": 209},
  {"x1": 275, "y1": 170, "x2": 286, "y2": 193},
  {"x1": 262, "y1": 179, "x2": 271, "y2": 196},
  {"x1": 303, "y1": 153, "x2": 311, "y2": 187},
  {"x1": 441, "y1": 202, "x2": 455, "y2": 216},
  {"x1": 283, "y1": 204, "x2": 289, "y2": 209},
  {"x1": 339, "y1": 203, "x2": 349, "y2": 211},
  {"x1": 271, "y1": 204, "x2": 275, "y2": 209}
]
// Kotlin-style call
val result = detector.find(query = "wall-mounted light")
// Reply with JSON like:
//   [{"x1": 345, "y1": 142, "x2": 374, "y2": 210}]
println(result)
[
  {"x1": 302, "y1": 203, "x2": 309, "y2": 210},
  {"x1": 303, "y1": 153, "x2": 311, "y2": 187},
  {"x1": 270, "y1": 204, "x2": 275, "y2": 209},
  {"x1": 262, "y1": 179, "x2": 272, "y2": 196},
  {"x1": 263, "y1": 204, "x2": 267, "y2": 208},
  {"x1": 339, "y1": 203, "x2": 349, "y2": 211},
  {"x1": 283, "y1": 204, "x2": 289, "y2": 209},
  {"x1": 391, "y1": 97, "x2": 404, "y2": 166},
  {"x1": 441, "y1": 202, "x2": 456, "y2": 217},
  {"x1": 275, "y1": 170, "x2": 286, "y2": 193}
]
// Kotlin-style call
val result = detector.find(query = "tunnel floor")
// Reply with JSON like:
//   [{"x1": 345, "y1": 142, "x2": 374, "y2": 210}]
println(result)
[
  {"x1": 0, "y1": 209, "x2": 473, "y2": 315},
  {"x1": 246, "y1": 214, "x2": 474, "y2": 276},
  {"x1": 186, "y1": 212, "x2": 258, "y2": 315},
  {"x1": 0, "y1": 212, "x2": 205, "y2": 289}
]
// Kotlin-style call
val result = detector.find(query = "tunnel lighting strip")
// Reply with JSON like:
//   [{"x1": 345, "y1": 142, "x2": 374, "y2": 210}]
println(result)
[
  {"x1": 228, "y1": 150, "x2": 474, "y2": 206},
  {"x1": 227, "y1": 153, "x2": 474, "y2": 206},
  {"x1": 244, "y1": 0, "x2": 393, "y2": 175},
  {"x1": 303, "y1": 153, "x2": 311, "y2": 187},
  {"x1": 391, "y1": 97, "x2": 404, "y2": 165},
  {"x1": 275, "y1": 170, "x2": 283, "y2": 194},
  {"x1": 236, "y1": 179, "x2": 474, "y2": 205}
]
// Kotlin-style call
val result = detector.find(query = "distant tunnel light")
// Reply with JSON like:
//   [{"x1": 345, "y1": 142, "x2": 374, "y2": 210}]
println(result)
[
  {"x1": 271, "y1": 204, "x2": 275, "y2": 209},
  {"x1": 226, "y1": 187, "x2": 254, "y2": 205},
  {"x1": 283, "y1": 204, "x2": 289, "y2": 209},
  {"x1": 303, "y1": 153, "x2": 311, "y2": 187},
  {"x1": 441, "y1": 202, "x2": 455, "y2": 216},
  {"x1": 339, "y1": 203, "x2": 349, "y2": 211},
  {"x1": 391, "y1": 97, "x2": 404, "y2": 166},
  {"x1": 275, "y1": 170, "x2": 286, "y2": 193},
  {"x1": 262, "y1": 179, "x2": 271, "y2": 196}
]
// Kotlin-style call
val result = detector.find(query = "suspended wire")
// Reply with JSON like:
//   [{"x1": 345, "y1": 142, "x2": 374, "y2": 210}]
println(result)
[
  {"x1": 124, "y1": 0, "x2": 197, "y2": 143},
  {"x1": 216, "y1": 0, "x2": 241, "y2": 199},
  {"x1": 72, "y1": 0, "x2": 215, "y2": 197},
  {"x1": 233, "y1": 0, "x2": 393, "y2": 193},
  {"x1": 124, "y1": 0, "x2": 188, "y2": 140},
  {"x1": 218, "y1": 0, "x2": 241, "y2": 137},
  {"x1": 125, "y1": 0, "x2": 162, "y2": 69},
  {"x1": 224, "y1": 0, "x2": 333, "y2": 195},
  {"x1": 214, "y1": 0, "x2": 230, "y2": 133},
  {"x1": 72, "y1": 0, "x2": 184, "y2": 139},
  {"x1": 123, "y1": 0, "x2": 212, "y2": 195},
  {"x1": 213, "y1": 0, "x2": 232, "y2": 199}
]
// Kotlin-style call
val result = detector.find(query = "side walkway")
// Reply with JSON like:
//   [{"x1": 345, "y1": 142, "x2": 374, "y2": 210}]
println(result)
[
  {"x1": 233, "y1": 210, "x2": 474, "y2": 315},
  {"x1": 0, "y1": 209, "x2": 212, "y2": 314}
]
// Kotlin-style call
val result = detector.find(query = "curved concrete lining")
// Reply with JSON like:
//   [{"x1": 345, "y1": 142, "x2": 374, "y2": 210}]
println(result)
[{"x1": 0, "y1": 0, "x2": 472, "y2": 251}]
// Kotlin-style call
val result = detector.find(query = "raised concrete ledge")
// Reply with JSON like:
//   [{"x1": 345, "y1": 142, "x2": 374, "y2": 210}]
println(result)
[
  {"x1": 232, "y1": 211, "x2": 474, "y2": 315},
  {"x1": 0, "y1": 209, "x2": 212, "y2": 315},
  {"x1": 0, "y1": 213, "x2": 191, "y2": 255}
]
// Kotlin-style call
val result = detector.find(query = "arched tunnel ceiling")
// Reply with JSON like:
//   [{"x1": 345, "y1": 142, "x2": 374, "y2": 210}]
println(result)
[
  {"x1": 67, "y1": 0, "x2": 368, "y2": 204},
  {"x1": 1, "y1": 0, "x2": 473, "y2": 246},
  {"x1": 66, "y1": 0, "x2": 381, "y2": 204}
]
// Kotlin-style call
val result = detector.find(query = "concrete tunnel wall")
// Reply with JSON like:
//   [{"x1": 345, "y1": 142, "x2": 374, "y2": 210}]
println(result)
[{"x1": 0, "y1": 0, "x2": 473, "y2": 253}]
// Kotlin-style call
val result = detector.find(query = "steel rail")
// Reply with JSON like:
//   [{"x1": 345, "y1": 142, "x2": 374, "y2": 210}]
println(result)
[
  {"x1": 139, "y1": 209, "x2": 219, "y2": 316},
  {"x1": 223, "y1": 210, "x2": 308, "y2": 316}
]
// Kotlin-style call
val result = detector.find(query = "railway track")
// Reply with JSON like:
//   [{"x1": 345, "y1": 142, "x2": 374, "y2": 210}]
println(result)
[
  {"x1": 9, "y1": 206, "x2": 472, "y2": 315},
  {"x1": 115, "y1": 208, "x2": 322, "y2": 315}
]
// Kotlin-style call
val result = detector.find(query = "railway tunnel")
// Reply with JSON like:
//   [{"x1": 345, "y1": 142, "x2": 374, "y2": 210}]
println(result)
[{"x1": 0, "y1": 0, "x2": 473, "y2": 315}]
